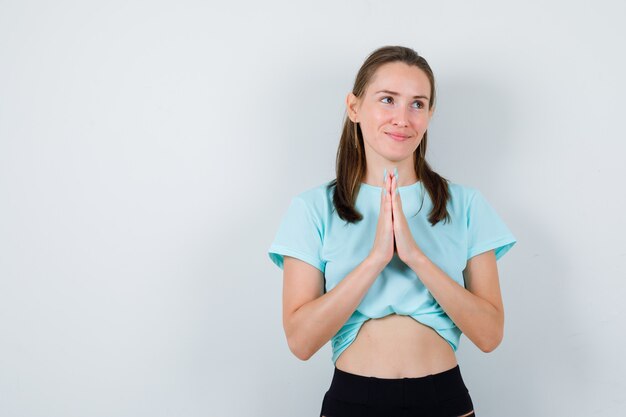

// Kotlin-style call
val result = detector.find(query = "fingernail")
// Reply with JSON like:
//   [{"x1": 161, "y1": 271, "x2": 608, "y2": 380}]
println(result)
[
  {"x1": 383, "y1": 168, "x2": 387, "y2": 183},
  {"x1": 394, "y1": 167, "x2": 398, "y2": 181}
]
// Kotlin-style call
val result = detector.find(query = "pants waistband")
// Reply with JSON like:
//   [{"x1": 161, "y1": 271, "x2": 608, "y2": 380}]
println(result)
[{"x1": 327, "y1": 364, "x2": 467, "y2": 407}]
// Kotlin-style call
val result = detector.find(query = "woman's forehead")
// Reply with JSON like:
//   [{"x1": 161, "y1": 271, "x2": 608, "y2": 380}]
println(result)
[{"x1": 367, "y1": 63, "x2": 430, "y2": 96}]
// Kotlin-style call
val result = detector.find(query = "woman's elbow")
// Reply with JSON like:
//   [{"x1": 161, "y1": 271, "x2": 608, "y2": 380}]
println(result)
[
  {"x1": 479, "y1": 337, "x2": 502, "y2": 353},
  {"x1": 286, "y1": 333, "x2": 313, "y2": 361},
  {"x1": 479, "y1": 326, "x2": 504, "y2": 353}
]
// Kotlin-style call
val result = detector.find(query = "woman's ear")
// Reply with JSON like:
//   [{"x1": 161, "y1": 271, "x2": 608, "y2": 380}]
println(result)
[{"x1": 346, "y1": 92, "x2": 359, "y2": 123}]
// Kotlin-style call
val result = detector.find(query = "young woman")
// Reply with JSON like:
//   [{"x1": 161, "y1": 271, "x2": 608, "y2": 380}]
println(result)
[{"x1": 268, "y1": 45, "x2": 517, "y2": 417}]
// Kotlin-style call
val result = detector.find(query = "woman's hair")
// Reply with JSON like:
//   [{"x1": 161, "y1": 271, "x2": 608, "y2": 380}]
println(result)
[{"x1": 327, "y1": 45, "x2": 451, "y2": 226}]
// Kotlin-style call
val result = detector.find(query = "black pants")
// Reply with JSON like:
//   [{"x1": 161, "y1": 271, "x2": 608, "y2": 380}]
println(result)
[{"x1": 319, "y1": 364, "x2": 475, "y2": 417}]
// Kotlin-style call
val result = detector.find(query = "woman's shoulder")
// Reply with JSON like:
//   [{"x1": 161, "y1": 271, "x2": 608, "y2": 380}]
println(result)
[
  {"x1": 448, "y1": 180, "x2": 480, "y2": 213},
  {"x1": 445, "y1": 179, "x2": 507, "y2": 218},
  {"x1": 291, "y1": 179, "x2": 335, "y2": 215},
  {"x1": 445, "y1": 179, "x2": 481, "y2": 205}
]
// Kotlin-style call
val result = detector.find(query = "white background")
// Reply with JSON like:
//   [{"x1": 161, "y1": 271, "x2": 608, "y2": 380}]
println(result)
[{"x1": 1, "y1": 1, "x2": 625, "y2": 416}]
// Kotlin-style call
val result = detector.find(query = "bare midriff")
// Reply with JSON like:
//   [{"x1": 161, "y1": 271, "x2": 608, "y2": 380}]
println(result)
[{"x1": 334, "y1": 313, "x2": 458, "y2": 378}]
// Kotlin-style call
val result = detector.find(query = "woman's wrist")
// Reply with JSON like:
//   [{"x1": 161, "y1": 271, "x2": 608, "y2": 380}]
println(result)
[
  {"x1": 404, "y1": 249, "x2": 430, "y2": 273},
  {"x1": 365, "y1": 253, "x2": 390, "y2": 273}
]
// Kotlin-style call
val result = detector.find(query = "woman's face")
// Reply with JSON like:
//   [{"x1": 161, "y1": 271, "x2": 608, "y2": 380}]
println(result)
[{"x1": 347, "y1": 61, "x2": 434, "y2": 162}]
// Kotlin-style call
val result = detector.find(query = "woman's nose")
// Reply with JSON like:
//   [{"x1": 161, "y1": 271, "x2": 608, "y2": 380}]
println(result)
[{"x1": 392, "y1": 107, "x2": 409, "y2": 127}]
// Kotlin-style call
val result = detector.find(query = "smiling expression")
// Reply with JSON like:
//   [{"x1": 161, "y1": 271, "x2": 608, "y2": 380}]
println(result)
[{"x1": 347, "y1": 61, "x2": 434, "y2": 161}]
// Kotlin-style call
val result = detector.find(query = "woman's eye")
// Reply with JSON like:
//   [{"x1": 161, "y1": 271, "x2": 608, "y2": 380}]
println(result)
[{"x1": 380, "y1": 96, "x2": 424, "y2": 109}]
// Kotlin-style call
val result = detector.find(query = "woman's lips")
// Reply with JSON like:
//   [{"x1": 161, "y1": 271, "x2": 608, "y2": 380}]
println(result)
[{"x1": 385, "y1": 132, "x2": 410, "y2": 141}]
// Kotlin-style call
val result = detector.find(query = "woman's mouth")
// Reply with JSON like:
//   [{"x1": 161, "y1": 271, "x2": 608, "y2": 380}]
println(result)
[{"x1": 385, "y1": 132, "x2": 410, "y2": 142}]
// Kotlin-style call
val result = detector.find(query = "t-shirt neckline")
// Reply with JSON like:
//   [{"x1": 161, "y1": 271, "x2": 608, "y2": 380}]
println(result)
[{"x1": 359, "y1": 181, "x2": 422, "y2": 192}]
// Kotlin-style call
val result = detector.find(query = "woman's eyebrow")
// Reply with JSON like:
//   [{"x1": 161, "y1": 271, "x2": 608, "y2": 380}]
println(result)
[{"x1": 375, "y1": 89, "x2": 429, "y2": 100}]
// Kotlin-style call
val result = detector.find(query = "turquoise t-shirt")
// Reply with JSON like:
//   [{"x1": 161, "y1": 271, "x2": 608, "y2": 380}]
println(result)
[{"x1": 268, "y1": 179, "x2": 517, "y2": 364}]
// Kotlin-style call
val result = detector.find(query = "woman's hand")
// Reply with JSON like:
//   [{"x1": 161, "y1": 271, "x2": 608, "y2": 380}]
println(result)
[
  {"x1": 389, "y1": 170, "x2": 426, "y2": 264},
  {"x1": 367, "y1": 170, "x2": 395, "y2": 268}
]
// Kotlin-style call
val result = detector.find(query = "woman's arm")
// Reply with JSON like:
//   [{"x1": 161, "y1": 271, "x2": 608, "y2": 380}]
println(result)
[
  {"x1": 405, "y1": 249, "x2": 505, "y2": 352},
  {"x1": 282, "y1": 255, "x2": 387, "y2": 361}
]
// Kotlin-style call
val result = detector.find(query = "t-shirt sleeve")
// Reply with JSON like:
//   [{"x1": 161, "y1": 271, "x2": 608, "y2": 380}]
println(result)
[
  {"x1": 466, "y1": 190, "x2": 517, "y2": 261},
  {"x1": 268, "y1": 196, "x2": 325, "y2": 273}
]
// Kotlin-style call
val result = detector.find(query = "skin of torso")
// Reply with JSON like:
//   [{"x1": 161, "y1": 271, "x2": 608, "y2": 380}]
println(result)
[{"x1": 334, "y1": 313, "x2": 458, "y2": 378}]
